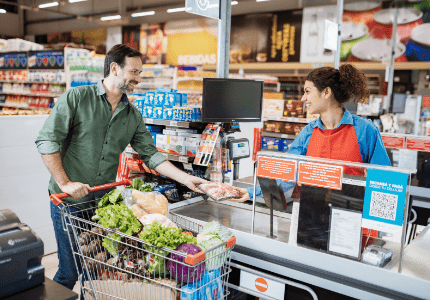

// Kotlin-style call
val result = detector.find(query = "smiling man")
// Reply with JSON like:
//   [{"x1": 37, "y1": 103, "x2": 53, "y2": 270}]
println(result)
[{"x1": 35, "y1": 44, "x2": 206, "y2": 291}]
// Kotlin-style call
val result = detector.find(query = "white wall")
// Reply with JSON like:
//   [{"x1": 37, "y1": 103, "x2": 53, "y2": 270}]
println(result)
[{"x1": 0, "y1": 115, "x2": 56, "y2": 254}]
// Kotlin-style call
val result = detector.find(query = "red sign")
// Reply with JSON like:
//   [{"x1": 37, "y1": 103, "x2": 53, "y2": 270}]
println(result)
[
  {"x1": 406, "y1": 138, "x2": 430, "y2": 152},
  {"x1": 423, "y1": 96, "x2": 430, "y2": 108},
  {"x1": 298, "y1": 162, "x2": 343, "y2": 190},
  {"x1": 255, "y1": 277, "x2": 268, "y2": 293},
  {"x1": 381, "y1": 135, "x2": 405, "y2": 149},
  {"x1": 257, "y1": 157, "x2": 296, "y2": 182}
]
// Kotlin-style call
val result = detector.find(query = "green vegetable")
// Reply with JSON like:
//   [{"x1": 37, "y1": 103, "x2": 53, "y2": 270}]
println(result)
[
  {"x1": 102, "y1": 233, "x2": 121, "y2": 256},
  {"x1": 92, "y1": 203, "x2": 141, "y2": 236},
  {"x1": 126, "y1": 178, "x2": 152, "y2": 192},
  {"x1": 98, "y1": 189, "x2": 123, "y2": 208},
  {"x1": 138, "y1": 221, "x2": 197, "y2": 275}
]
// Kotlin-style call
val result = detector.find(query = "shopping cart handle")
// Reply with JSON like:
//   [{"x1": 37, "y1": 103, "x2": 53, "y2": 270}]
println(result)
[{"x1": 50, "y1": 179, "x2": 132, "y2": 206}]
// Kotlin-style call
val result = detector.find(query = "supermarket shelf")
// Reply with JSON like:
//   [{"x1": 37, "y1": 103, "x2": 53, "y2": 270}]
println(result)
[
  {"x1": 0, "y1": 91, "x2": 62, "y2": 97},
  {"x1": 263, "y1": 116, "x2": 312, "y2": 123},
  {"x1": 0, "y1": 80, "x2": 66, "y2": 84},
  {"x1": 203, "y1": 62, "x2": 430, "y2": 71},
  {"x1": 0, "y1": 103, "x2": 51, "y2": 110},
  {"x1": 144, "y1": 118, "x2": 199, "y2": 128},
  {"x1": 261, "y1": 131, "x2": 297, "y2": 139},
  {"x1": 177, "y1": 77, "x2": 204, "y2": 82},
  {"x1": 125, "y1": 146, "x2": 193, "y2": 163}
]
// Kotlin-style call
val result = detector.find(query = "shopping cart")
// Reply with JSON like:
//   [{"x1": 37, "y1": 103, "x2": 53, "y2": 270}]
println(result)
[{"x1": 50, "y1": 180, "x2": 236, "y2": 300}]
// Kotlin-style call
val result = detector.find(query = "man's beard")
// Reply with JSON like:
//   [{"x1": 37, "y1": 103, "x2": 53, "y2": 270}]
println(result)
[{"x1": 115, "y1": 78, "x2": 138, "y2": 95}]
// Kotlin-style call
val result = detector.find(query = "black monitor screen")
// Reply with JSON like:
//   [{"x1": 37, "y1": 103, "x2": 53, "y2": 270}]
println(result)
[
  {"x1": 392, "y1": 93, "x2": 407, "y2": 114},
  {"x1": 202, "y1": 78, "x2": 263, "y2": 122}
]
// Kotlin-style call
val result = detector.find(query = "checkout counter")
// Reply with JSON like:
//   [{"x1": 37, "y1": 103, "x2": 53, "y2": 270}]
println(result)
[{"x1": 169, "y1": 152, "x2": 430, "y2": 300}]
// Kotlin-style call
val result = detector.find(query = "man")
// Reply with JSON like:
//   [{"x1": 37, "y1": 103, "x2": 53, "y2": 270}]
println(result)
[{"x1": 36, "y1": 44, "x2": 206, "y2": 290}]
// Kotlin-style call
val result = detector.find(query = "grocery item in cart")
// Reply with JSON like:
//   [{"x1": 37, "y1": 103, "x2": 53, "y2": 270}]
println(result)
[
  {"x1": 181, "y1": 269, "x2": 224, "y2": 300},
  {"x1": 138, "y1": 213, "x2": 177, "y2": 228},
  {"x1": 167, "y1": 243, "x2": 205, "y2": 283},
  {"x1": 132, "y1": 190, "x2": 169, "y2": 217},
  {"x1": 197, "y1": 182, "x2": 240, "y2": 201}
]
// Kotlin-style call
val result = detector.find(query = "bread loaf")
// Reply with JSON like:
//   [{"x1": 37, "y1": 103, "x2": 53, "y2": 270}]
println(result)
[{"x1": 132, "y1": 190, "x2": 168, "y2": 217}]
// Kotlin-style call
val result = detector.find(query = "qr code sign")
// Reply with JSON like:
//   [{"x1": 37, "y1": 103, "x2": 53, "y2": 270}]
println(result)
[{"x1": 369, "y1": 191, "x2": 398, "y2": 221}]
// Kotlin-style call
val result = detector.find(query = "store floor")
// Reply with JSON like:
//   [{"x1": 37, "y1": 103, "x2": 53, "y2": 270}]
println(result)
[{"x1": 42, "y1": 253, "x2": 81, "y2": 296}]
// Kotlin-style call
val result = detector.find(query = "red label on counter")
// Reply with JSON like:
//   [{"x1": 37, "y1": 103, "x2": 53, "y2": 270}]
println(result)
[
  {"x1": 298, "y1": 162, "x2": 343, "y2": 190},
  {"x1": 406, "y1": 138, "x2": 430, "y2": 152},
  {"x1": 381, "y1": 135, "x2": 405, "y2": 149},
  {"x1": 257, "y1": 157, "x2": 296, "y2": 182},
  {"x1": 423, "y1": 96, "x2": 430, "y2": 108}
]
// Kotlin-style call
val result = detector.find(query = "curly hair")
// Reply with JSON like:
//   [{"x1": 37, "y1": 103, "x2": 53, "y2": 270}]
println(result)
[{"x1": 306, "y1": 64, "x2": 370, "y2": 105}]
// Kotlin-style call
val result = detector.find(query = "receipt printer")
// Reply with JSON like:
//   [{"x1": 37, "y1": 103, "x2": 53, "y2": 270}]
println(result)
[{"x1": 0, "y1": 209, "x2": 44, "y2": 298}]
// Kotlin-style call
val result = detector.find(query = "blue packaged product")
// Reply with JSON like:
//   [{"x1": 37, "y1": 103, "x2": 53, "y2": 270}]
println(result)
[
  {"x1": 174, "y1": 93, "x2": 182, "y2": 106},
  {"x1": 184, "y1": 107, "x2": 192, "y2": 122},
  {"x1": 153, "y1": 93, "x2": 164, "y2": 106},
  {"x1": 279, "y1": 138, "x2": 294, "y2": 152},
  {"x1": 153, "y1": 106, "x2": 163, "y2": 119},
  {"x1": 172, "y1": 106, "x2": 179, "y2": 121},
  {"x1": 163, "y1": 107, "x2": 173, "y2": 120},
  {"x1": 181, "y1": 93, "x2": 188, "y2": 106},
  {"x1": 145, "y1": 105, "x2": 154, "y2": 119},
  {"x1": 180, "y1": 285, "x2": 199, "y2": 300},
  {"x1": 165, "y1": 93, "x2": 175, "y2": 107},
  {"x1": 142, "y1": 105, "x2": 148, "y2": 118},
  {"x1": 146, "y1": 91, "x2": 155, "y2": 105},
  {"x1": 156, "y1": 88, "x2": 177, "y2": 93},
  {"x1": 198, "y1": 270, "x2": 223, "y2": 300},
  {"x1": 178, "y1": 107, "x2": 185, "y2": 121}
]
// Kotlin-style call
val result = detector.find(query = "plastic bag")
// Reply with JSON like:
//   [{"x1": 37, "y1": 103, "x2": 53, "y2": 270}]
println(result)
[
  {"x1": 133, "y1": 190, "x2": 169, "y2": 217},
  {"x1": 122, "y1": 189, "x2": 148, "y2": 218},
  {"x1": 198, "y1": 183, "x2": 240, "y2": 201},
  {"x1": 138, "y1": 213, "x2": 177, "y2": 228}
]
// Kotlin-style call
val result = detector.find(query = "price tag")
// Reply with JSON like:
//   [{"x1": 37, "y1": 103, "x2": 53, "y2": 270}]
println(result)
[
  {"x1": 170, "y1": 121, "x2": 178, "y2": 127},
  {"x1": 179, "y1": 156, "x2": 189, "y2": 163},
  {"x1": 146, "y1": 118, "x2": 153, "y2": 124},
  {"x1": 183, "y1": 163, "x2": 193, "y2": 171}
]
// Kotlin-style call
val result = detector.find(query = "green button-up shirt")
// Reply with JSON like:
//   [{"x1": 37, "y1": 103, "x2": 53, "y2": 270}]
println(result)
[{"x1": 36, "y1": 80, "x2": 167, "y2": 205}]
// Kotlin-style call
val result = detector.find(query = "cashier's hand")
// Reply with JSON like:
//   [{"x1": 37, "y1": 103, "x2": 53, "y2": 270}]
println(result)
[
  {"x1": 59, "y1": 181, "x2": 91, "y2": 199},
  {"x1": 181, "y1": 175, "x2": 208, "y2": 194},
  {"x1": 229, "y1": 188, "x2": 251, "y2": 203}
]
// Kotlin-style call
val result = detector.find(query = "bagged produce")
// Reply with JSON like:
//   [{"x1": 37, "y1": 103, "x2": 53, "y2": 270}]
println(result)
[
  {"x1": 123, "y1": 190, "x2": 149, "y2": 218},
  {"x1": 197, "y1": 183, "x2": 240, "y2": 201},
  {"x1": 130, "y1": 190, "x2": 168, "y2": 217}
]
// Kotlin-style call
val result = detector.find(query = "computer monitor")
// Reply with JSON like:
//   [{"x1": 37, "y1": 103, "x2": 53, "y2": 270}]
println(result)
[
  {"x1": 202, "y1": 78, "x2": 263, "y2": 122},
  {"x1": 392, "y1": 93, "x2": 407, "y2": 114}
]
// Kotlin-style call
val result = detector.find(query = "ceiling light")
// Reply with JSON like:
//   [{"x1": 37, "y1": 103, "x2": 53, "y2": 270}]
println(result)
[
  {"x1": 167, "y1": 7, "x2": 186, "y2": 13},
  {"x1": 38, "y1": 2, "x2": 59, "y2": 8},
  {"x1": 232, "y1": 1, "x2": 238, "y2": 4},
  {"x1": 100, "y1": 15, "x2": 121, "y2": 21},
  {"x1": 69, "y1": 0, "x2": 87, "y2": 3},
  {"x1": 131, "y1": 11, "x2": 155, "y2": 17},
  {"x1": 256, "y1": 0, "x2": 270, "y2": 2},
  {"x1": 0, "y1": 9, "x2": 6, "y2": 13}
]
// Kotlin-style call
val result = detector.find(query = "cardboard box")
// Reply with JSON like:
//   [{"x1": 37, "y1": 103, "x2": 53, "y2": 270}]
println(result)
[
  {"x1": 169, "y1": 136, "x2": 186, "y2": 155},
  {"x1": 263, "y1": 99, "x2": 284, "y2": 118},
  {"x1": 163, "y1": 129, "x2": 177, "y2": 136},
  {"x1": 186, "y1": 137, "x2": 200, "y2": 157},
  {"x1": 153, "y1": 106, "x2": 163, "y2": 119},
  {"x1": 156, "y1": 135, "x2": 170, "y2": 153},
  {"x1": 153, "y1": 93, "x2": 164, "y2": 106}
]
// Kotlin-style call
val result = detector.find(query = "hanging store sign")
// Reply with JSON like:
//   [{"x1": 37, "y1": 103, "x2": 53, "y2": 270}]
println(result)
[
  {"x1": 406, "y1": 137, "x2": 430, "y2": 152},
  {"x1": 381, "y1": 135, "x2": 405, "y2": 149},
  {"x1": 0, "y1": 52, "x2": 27, "y2": 70},
  {"x1": 257, "y1": 156, "x2": 297, "y2": 182},
  {"x1": 297, "y1": 162, "x2": 343, "y2": 190},
  {"x1": 28, "y1": 50, "x2": 64, "y2": 70},
  {"x1": 185, "y1": 0, "x2": 220, "y2": 20}
]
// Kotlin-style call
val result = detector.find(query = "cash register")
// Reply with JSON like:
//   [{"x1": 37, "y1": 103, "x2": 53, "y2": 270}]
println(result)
[{"x1": 0, "y1": 209, "x2": 45, "y2": 298}]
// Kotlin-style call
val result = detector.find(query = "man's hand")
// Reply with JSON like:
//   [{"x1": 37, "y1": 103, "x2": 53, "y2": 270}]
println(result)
[
  {"x1": 58, "y1": 181, "x2": 91, "y2": 199},
  {"x1": 181, "y1": 175, "x2": 208, "y2": 194},
  {"x1": 229, "y1": 188, "x2": 251, "y2": 203}
]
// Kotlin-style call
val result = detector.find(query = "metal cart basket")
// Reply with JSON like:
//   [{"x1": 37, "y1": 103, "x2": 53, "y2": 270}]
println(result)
[{"x1": 50, "y1": 180, "x2": 236, "y2": 300}]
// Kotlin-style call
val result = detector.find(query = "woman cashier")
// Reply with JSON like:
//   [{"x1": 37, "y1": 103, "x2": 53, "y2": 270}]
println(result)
[{"x1": 234, "y1": 64, "x2": 391, "y2": 202}]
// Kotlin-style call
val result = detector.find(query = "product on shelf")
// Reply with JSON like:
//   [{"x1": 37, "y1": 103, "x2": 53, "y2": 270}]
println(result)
[
  {"x1": 261, "y1": 137, "x2": 293, "y2": 152},
  {"x1": 284, "y1": 100, "x2": 305, "y2": 118},
  {"x1": 263, "y1": 99, "x2": 284, "y2": 118}
]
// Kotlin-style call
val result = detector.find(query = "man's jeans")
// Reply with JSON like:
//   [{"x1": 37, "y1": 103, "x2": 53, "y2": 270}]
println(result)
[{"x1": 50, "y1": 201, "x2": 82, "y2": 290}]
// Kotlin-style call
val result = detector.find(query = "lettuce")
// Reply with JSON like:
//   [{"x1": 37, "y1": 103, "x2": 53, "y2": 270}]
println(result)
[{"x1": 97, "y1": 189, "x2": 123, "y2": 208}]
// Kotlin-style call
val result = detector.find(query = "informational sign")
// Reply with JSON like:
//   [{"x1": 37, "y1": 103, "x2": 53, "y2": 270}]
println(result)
[
  {"x1": 381, "y1": 135, "x2": 405, "y2": 149},
  {"x1": 0, "y1": 52, "x2": 27, "y2": 69},
  {"x1": 328, "y1": 207, "x2": 362, "y2": 259},
  {"x1": 185, "y1": 0, "x2": 220, "y2": 20},
  {"x1": 423, "y1": 96, "x2": 430, "y2": 108},
  {"x1": 257, "y1": 157, "x2": 296, "y2": 182},
  {"x1": 362, "y1": 169, "x2": 408, "y2": 241},
  {"x1": 240, "y1": 271, "x2": 285, "y2": 299},
  {"x1": 406, "y1": 137, "x2": 430, "y2": 152},
  {"x1": 323, "y1": 19, "x2": 338, "y2": 51},
  {"x1": 28, "y1": 50, "x2": 64, "y2": 70},
  {"x1": 297, "y1": 162, "x2": 343, "y2": 190}
]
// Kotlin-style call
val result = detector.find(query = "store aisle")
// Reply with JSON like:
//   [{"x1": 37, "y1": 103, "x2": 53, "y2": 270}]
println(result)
[{"x1": 41, "y1": 253, "x2": 81, "y2": 296}]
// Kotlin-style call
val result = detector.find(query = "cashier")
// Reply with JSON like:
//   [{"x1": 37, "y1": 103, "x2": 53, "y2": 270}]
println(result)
[
  {"x1": 35, "y1": 44, "x2": 206, "y2": 291},
  {"x1": 235, "y1": 64, "x2": 391, "y2": 202}
]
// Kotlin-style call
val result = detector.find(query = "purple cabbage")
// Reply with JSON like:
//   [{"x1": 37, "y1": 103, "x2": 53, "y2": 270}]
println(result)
[{"x1": 167, "y1": 243, "x2": 205, "y2": 283}]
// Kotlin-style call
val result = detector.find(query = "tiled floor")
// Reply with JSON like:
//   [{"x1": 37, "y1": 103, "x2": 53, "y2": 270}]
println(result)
[{"x1": 41, "y1": 252, "x2": 81, "y2": 296}]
